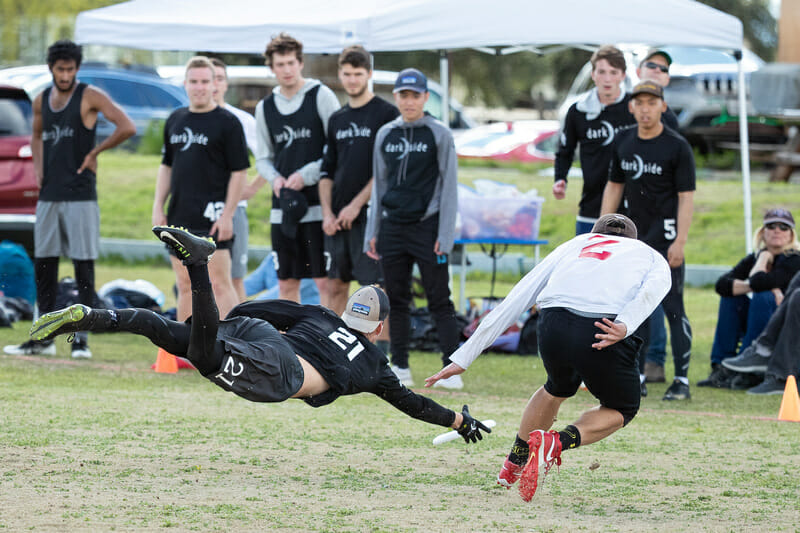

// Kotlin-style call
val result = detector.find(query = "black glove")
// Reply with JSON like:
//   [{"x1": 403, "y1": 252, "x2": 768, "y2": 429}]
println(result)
[{"x1": 456, "y1": 405, "x2": 491, "y2": 443}]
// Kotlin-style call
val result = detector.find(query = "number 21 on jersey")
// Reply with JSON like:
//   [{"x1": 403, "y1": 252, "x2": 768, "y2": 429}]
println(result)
[
  {"x1": 328, "y1": 327, "x2": 365, "y2": 361},
  {"x1": 578, "y1": 234, "x2": 620, "y2": 260}
]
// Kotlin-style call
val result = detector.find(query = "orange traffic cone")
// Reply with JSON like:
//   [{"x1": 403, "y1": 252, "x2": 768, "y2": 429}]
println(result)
[
  {"x1": 153, "y1": 348, "x2": 178, "y2": 374},
  {"x1": 777, "y1": 375, "x2": 800, "y2": 422}
]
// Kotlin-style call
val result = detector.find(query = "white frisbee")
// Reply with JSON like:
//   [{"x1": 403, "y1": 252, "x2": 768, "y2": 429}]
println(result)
[{"x1": 433, "y1": 419, "x2": 496, "y2": 445}]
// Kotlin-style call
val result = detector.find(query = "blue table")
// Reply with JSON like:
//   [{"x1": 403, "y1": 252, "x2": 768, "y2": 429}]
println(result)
[{"x1": 454, "y1": 238, "x2": 548, "y2": 312}]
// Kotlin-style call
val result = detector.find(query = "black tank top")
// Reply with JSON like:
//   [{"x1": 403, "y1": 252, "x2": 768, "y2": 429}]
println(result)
[
  {"x1": 262, "y1": 85, "x2": 326, "y2": 208},
  {"x1": 40, "y1": 83, "x2": 97, "y2": 201}
]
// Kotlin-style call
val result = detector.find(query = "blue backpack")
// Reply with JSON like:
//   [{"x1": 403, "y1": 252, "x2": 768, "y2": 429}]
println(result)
[{"x1": 0, "y1": 240, "x2": 35, "y2": 304}]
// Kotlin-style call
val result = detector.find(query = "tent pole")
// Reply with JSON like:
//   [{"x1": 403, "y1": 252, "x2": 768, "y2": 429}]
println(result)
[
  {"x1": 735, "y1": 50, "x2": 753, "y2": 253},
  {"x1": 439, "y1": 50, "x2": 449, "y2": 127}
]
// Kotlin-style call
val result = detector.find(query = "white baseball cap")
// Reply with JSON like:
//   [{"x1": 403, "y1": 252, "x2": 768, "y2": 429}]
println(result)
[{"x1": 341, "y1": 286, "x2": 390, "y2": 333}]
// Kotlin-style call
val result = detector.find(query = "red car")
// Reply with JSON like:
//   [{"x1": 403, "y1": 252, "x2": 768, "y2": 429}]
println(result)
[
  {"x1": 455, "y1": 120, "x2": 560, "y2": 163},
  {"x1": 0, "y1": 84, "x2": 36, "y2": 257}
]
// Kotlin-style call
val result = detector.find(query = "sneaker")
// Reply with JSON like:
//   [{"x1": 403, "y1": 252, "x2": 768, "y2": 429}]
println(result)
[
  {"x1": 721, "y1": 346, "x2": 769, "y2": 374},
  {"x1": 640, "y1": 381, "x2": 648, "y2": 398},
  {"x1": 3, "y1": 339, "x2": 56, "y2": 356},
  {"x1": 30, "y1": 304, "x2": 92, "y2": 342},
  {"x1": 519, "y1": 429, "x2": 562, "y2": 502},
  {"x1": 644, "y1": 362, "x2": 666, "y2": 383},
  {"x1": 697, "y1": 363, "x2": 733, "y2": 388},
  {"x1": 497, "y1": 456, "x2": 523, "y2": 488},
  {"x1": 390, "y1": 364, "x2": 414, "y2": 387},
  {"x1": 746, "y1": 375, "x2": 786, "y2": 395},
  {"x1": 433, "y1": 374, "x2": 464, "y2": 390},
  {"x1": 730, "y1": 372, "x2": 763, "y2": 390},
  {"x1": 663, "y1": 379, "x2": 691, "y2": 401},
  {"x1": 71, "y1": 341, "x2": 92, "y2": 359},
  {"x1": 152, "y1": 225, "x2": 216, "y2": 265}
]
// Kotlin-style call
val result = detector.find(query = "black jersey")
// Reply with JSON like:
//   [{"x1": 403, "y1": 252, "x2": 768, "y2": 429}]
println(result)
[
  {"x1": 227, "y1": 299, "x2": 456, "y2": 427},
  {"x1": 609, "y1": 126, "x2": 695, "y2": 253},
  {"x1": 161, "y1": 106, "x2": 249, "y2": 233},
  {"x1": 261, "y1": 85, "x2": 326, "y2": 208},
  {"x1": 555, "y1": 93, "x2": 680, "y2": 219},
  {"x1": 320, "y1": 97, "x2": 399, "y2": 216},
  {"x1": 40, "y1": 83, "x2": 97, "y2": 202}
]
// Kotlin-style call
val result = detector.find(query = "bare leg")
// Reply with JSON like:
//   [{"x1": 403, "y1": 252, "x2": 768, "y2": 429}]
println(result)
[
  {"x1": 170, "y1": 256, "x2": 192, "y2": 321},
  {"x1": 314, "y1": 277, "x2": 328, "y2": 308},
  {"x1": 516, "y1": 386, "x2": 568, "y2": 440},
  {"x1": 279, "y1": 278, "x2": 300, "y2": 302},
  {"x1": 327, "y1": 278, "x2": 350, "y2": 316},
  {"x1": 572, "y1": 406, "x2": 625, "y2": 445},
  {"x1": 208, "y1": 249, "x2": 238, "y2": 319}
]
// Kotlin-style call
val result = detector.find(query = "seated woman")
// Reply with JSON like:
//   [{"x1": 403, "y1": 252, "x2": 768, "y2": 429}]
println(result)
[{"x1": 699, "y1": 208, "x2": 800, "y2": 388}]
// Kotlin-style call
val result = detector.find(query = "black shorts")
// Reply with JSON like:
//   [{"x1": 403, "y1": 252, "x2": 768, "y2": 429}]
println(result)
[
  {"x1": 538, "y1": 307, "x2": 642, "y2": 424},
  {"x1": 325, "y1": 218, "x2": 382, "y2": 284},
  {"x1": 271, "y1": 221, "x2": 328, "y2": 280},
  {"x1": 163, "y1": 229, "x2": 233, "y2": 258},
  {"x1": 205, "y1": 317, "x2": 304, "y2": 403}
]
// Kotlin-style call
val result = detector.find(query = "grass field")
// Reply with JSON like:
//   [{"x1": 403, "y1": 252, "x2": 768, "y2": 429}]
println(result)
[
  {"x1": 2, "y1": 263, "x2": 799, "y2": 531},
  {"x1": 96, "y1": 152, "x2": 800, "y2": 266}
]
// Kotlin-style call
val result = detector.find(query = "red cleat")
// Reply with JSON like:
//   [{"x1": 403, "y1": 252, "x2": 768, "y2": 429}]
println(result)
[
  {"x1": 497, "y1": 456, "x2": 523, "y2": 488},
  {"x1": 519, "y1": 429, "x2": 562, "y2": 501}
]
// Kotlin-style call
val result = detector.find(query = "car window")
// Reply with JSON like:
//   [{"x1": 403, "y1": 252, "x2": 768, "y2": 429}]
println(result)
[
  {"x1": 0, "y1": 92, "x2": 32, "y2": 136},
  {"x1": 82, "y1": 76, "x2": 150, "y2": 107},
  {"x1": 534, "y1": 133, "x2": 558, "y2": 154},
  {"x1": 139, "y1": 85, "x2": 183, "y2": 108}
]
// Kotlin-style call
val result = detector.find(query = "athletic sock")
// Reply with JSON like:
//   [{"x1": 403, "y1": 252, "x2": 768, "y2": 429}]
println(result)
[
  {"x1": 674, "y1": 376, "x2": 689, "y2": 386},
  {"x1": 507, "y1": 435, "x2": 530, "y2": 466},
  {"x1": 558, "y1": 424, "x2": 581, "y2": 450}
]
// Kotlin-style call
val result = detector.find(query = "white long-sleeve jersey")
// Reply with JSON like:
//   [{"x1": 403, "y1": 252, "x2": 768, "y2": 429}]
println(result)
[{"x1": 449, "y1": 233, "x2": 671, "y2": 370}]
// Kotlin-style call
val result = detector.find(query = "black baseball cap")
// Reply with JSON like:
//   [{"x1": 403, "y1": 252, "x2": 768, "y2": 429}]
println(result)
[
  {"x1": 393, "y1": 68, "x2": 427, "y2": 93},
  {"x1": 279, "y1": 188, "x2": 308, "y2": 239},
  {"x1": 631, "y1": 80, "x2": 664, "y2": 99},
  {"x1": 592, "y1": 214, "x2": 638, "y2": 239},
  {"x1": 341, "y1": 285, "x2": 390, "y2": 333},
  {"x1": 641, "y1": 48, "x2": 673, "y2": 67}
]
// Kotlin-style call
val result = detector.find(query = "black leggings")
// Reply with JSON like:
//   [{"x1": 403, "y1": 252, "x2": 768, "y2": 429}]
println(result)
[{"x1": 83, "y1": 263, "x2": 224, "y2": 375}]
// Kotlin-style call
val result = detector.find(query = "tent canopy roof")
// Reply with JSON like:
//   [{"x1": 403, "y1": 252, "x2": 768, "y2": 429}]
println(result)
[{"x1": 75, "y1": 0, "x2": 743, "y2": 54}]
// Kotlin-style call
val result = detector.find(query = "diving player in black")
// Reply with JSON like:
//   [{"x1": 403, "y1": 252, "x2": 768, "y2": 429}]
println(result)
[{"x1": 29, "y1": 227, "x2": 491, "y2": 443}]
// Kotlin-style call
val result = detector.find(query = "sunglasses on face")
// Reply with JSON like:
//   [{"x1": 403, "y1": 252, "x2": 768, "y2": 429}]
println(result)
[
  {"x1": 766, "y1": 222, "x2": 791, "y2": 231},
  {"x1": 644, "y1": 61, "x2": 669, "y2": 73}
]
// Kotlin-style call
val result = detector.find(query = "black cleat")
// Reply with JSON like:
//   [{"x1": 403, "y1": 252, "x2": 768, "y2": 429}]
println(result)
[
  {"x1": 153, "y1": 225, "x2": 216, "y2": 265},
  {"x1": 663, "y1": 379, "x2": 691, "y2": 401},
  {"x1": 30, "y1": 304, "x2": 92, "y2": 342}
]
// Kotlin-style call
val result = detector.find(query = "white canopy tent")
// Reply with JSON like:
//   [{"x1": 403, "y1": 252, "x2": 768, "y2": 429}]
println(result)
[{"x1": 75, "y1": 0, "x2": 753, "y2": 249}]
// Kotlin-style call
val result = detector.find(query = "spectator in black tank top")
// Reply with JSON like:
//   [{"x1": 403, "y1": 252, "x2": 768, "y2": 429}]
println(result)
[
  {"x1": 243, "y1": 33, "x2": 340, "y2": 305},
  {"x1": 3, "y1": 39, "x2": 135, "y2": 360},
  {"x1": 152, "y1": 56, "x2": 249, "y2": 325},
  {"x1": 319, "y1": 46, "x2": 398, "y2": 346}
]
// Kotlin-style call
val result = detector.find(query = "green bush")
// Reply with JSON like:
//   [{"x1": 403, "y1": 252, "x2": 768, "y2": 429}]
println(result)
[{"x1": 136, "y1": 119, "x2": 165, "y2": 156}]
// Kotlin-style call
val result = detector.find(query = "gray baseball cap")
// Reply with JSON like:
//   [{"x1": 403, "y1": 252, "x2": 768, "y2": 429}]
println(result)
[
  {"x1": 592, "y1": 214, "x2": 638, "y2": 239},
  {"x1": 341, "y1": 286, "x2": 390, "y2": 333}
]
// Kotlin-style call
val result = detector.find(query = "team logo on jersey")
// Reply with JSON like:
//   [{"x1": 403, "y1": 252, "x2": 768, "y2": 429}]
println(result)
[
  {"x1": 170, "y1": 127, "x2": 209, "y2": 151},
  {"x1": 335, "y1": 122, "x2": 372, "y2": 141},
  {"x1": 275, "y1": 125, "x2": 312, "y2": 148},
  {"x1": 42, "y1": 125, "x2": 74, "y2": 145},
  {"x1": 384, "y1": 137, "x2": 429, "y2": 160},
  {"x1": 585, "y1": 120, "x2": 616, "y2": 146},
  {"x1": 621, "y1": 154, "x2": 663, "y2": 180}
]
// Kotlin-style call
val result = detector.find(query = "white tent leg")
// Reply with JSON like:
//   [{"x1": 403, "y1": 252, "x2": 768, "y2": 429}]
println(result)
[
  {"x1": 736, "y1": 51, "x2": 753, "y2": 253},
  {"x1": 439, "y1": 50, "x2": 449, "y2": 127}
]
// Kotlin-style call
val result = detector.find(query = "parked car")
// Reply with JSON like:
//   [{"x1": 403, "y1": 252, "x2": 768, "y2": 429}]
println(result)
[
  {"x1": 559, "y1": 46, "x2": 772, "y2": 149},
  {"x1": 0, "y1": 85, "x2": 36, "y2": 257},
  {"x1": 157, "y1": 65, "x2": 476, "y2": 130},
  {"x1": 0, "y1": 63, "x2": 188, "y2": 145},
  {"x1": 455, "y1": 120, "x2": 559, "y2": 163}
]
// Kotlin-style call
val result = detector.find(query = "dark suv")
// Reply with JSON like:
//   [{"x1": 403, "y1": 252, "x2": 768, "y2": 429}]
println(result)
[{"x1": 0, "y1": 85, "x2": 36, "y2": 256}]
